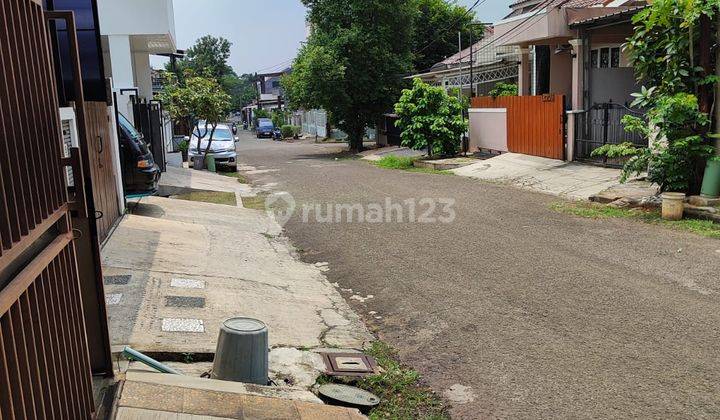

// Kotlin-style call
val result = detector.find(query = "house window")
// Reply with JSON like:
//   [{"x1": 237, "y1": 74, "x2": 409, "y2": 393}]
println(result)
[
  {"x1": 611, "y1": 47, "x2": 621, "y2": 68},
  {"x1": 590, "y1": 50, "x2": 598, "y2": 68},
  {"x1": 590, "y1": 47, "x2": 621, "y2": 69},
  {"x1": 600, "y1": 48, "x2": 610, "y2": 68}
]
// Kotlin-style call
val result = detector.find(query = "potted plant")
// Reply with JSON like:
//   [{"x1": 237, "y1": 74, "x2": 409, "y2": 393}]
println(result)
[
  {"x1": 701, "y1": 156, "x2": 720, "y2": 198},
  {"x1": 178, "y1": 137, "x2": 189, "y2": 162}
]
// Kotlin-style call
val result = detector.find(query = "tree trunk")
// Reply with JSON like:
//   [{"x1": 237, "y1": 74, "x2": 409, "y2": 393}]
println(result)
[
  {"x1": 203, "y1": 123, "x2": 217, "y2": 158},
  {"x1": 699, "y1": 14, "x2": 713, "y2": 114},
  {"x1": 348, "y1": 127, "x2": 364, "y2": 153}
]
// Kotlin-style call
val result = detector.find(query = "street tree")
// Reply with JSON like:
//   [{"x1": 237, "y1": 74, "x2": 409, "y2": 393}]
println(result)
[
  {"x1": 394, "y1": 78, "x2": 467, "y2": 157},
  {"x1": 159, "y1": 73, "x2": 231, "y2": 164},
  {"x1": 179, "y1": 35, "x2": 233, "y2": 80},
  {"x1": 165, "y1": 35, "x2": 255, "y2": 111},
  {"x1": 284, "y1": 0, "x2": 415, "y2": 152},
  {"x1": 412, "y1": 0, "x2": 483, "y2": 72}
]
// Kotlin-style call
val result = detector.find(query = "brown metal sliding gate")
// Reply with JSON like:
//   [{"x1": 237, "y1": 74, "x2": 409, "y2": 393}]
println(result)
[{"x1": 0, "y1": 1, "x2": 107, "y2": 418}]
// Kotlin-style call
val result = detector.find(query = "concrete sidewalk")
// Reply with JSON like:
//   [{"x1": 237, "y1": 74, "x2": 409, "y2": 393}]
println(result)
[
  {"x1": 452, "y1": 152, "x2": 623, "y2": 200},
  {"x1": 160, "y1": 166, "x2": 255, "y2": 207},
  {"x1": 102, "y1": 195, "x2": 371, "y2": 353}
]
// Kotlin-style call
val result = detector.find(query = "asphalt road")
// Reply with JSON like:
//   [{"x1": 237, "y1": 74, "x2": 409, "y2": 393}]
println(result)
[{"x1": 236, "y1": 133, "x2": 720, "y2": 419}]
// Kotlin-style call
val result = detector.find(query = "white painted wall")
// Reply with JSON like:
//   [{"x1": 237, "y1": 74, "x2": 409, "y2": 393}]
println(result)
[
  {"x1": 107, "y1": 35, "x2": 134, "y2": 88},
  {"x1": 469, "y1": 108, "x2": 508, "y2": 152},
  {"x1": 133, "y1": 52, "x2": 152, "y2": 100},
  {"x1": 97, "y1": 0, "x2": 175, "y2": 44}
]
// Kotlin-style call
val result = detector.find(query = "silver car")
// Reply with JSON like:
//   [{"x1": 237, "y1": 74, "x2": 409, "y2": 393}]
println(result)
[{"x1": 188, "y1": 124, "x2": 238, "y2": 169}]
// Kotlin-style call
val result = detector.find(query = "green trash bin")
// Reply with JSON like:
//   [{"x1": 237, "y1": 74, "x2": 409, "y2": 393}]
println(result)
[
  {"x1": 206, "y1": 155, "x2": 216, "y2": 172},
  {"x1": 701, "y1": 158, "x2": 720, "y2": 198}
]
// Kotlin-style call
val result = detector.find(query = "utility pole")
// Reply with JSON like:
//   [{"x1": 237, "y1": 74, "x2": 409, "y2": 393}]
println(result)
[
  {"x1": 459, "y1": 31, "x2": 468, "y2": 156},
  {"x1": 469, "y1": 29, "x2": 474, "y2": 97},
  {"x1": 458, "y1": 31, "x2": 462, "y2": 101},
  {"x1": 716, "y1": 13, "x2": 720, "y2": 154}
]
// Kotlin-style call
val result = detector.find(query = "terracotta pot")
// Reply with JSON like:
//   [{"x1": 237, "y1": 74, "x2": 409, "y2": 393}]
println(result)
[{"x1": 661, "y1": 192, "x2": 686, "y2": 221}]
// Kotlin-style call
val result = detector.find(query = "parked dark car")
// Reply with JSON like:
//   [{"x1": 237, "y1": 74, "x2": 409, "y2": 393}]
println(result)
[
  {"x1": 117, "y1": 113, "x2": 160, "y2": 196},
  {"x1": 256, "y1": 118, "x2": 274, "y2": 138}
]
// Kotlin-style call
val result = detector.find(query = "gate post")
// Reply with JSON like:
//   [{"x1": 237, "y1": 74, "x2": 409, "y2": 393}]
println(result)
[{"x1": 566, "y1": 111, "x2": 576, "y2": 162}]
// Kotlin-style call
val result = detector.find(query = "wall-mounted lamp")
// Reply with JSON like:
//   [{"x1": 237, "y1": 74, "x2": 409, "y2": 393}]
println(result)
[{"x1": 554, "y1": 44, "x2": 576, "y2": 58}]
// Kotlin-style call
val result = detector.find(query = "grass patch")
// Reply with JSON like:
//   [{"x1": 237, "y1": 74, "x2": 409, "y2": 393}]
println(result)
[
  {"x1": 375, "y1": 155, "x2": 416, "y2": 169},
  {"x1": 551, "y1": 202, "x2": 720, "y2": 239},
  {"x1": 219, "y1": 171, "x2": 249, "y2": 184},
  {"x1": 316, "y1": 341, "x2": 448, "y2": 420},
  {"x1": 240, "y1": 193, "x2": 269, "y2": 210},
  {"x1": 172, "y1": 191, "x2": 236, "y2": 206},
  {"x1": 373, "y1": 155, "x2": 454, "y2": 176}
]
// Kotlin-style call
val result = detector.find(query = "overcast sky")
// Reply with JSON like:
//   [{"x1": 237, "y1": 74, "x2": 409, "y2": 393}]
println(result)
[{"x1": 152, "y1": 0, "x2": 513, "y2": 74}]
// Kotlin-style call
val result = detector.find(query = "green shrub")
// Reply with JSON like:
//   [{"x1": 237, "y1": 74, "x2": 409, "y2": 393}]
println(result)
[
  {"x1": 281, "y1": 125, "x2": 294, "y2": 138},
  {"x1": 488, "y1": 82, "x2": 518, "y2": 98},
  {"x1": 591, "y1": 93, "x2": 714, "y2": 192},
  {"x1": 292, "y1": 125, "x2": 302, "y2": 137},
  {"x1": 394, "y1": 78, "x2": 467, "y2": 157}
]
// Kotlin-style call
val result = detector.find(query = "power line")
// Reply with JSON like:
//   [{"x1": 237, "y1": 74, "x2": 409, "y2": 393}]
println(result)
[
  {"x1": 470, "y1": 0, "x2": 555, "y2": 57},
  {"x1": 435, "y1": 0, "x2": 554, "y2": 68},
  {"x1": 414, "y1": 0, "x2": 488, "y2": 55},
  {"x1": 254, "y1": 58, "x2": 294, "y2": 74}
]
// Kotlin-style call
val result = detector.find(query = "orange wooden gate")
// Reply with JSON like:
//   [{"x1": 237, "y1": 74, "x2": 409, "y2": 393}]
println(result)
[{"x1": 471, "y1": 95, "x2": 565, "y2": 160}]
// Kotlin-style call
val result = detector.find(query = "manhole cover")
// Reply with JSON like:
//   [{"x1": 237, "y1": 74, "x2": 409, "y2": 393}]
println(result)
[
  {"x1": 320, "y1": 352, "x2": 378, "y2": 377},
  {"x1": 318, "y1": 384, "x2": 380, "y2": 408}
]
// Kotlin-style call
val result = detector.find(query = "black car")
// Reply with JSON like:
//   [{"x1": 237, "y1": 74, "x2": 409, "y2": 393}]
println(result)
[{"x1": 117, "y1": 113, "x2": 160, "y2": 196}]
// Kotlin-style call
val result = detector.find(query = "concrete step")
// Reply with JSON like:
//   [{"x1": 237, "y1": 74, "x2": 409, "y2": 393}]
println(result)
[
  {"x1": 125, "y1": 370, "x2": 321, "y2": 403},
  {"x1": 116, "y1": 370, "x2": 367, "y2": 419}
]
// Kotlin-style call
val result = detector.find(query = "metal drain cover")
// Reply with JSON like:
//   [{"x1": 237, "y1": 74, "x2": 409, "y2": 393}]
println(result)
[
  {"x1": 320, "y1": 352, "x2": 378, "y2": 377},
  {"x1": 318, "y1": 384, "x2": 380, "y2": 408}
]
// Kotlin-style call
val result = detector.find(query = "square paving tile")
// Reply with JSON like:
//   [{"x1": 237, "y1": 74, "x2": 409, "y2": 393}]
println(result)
[
  {"x1": 165, "y1": 296, "x2": 206, "y2": 308},
  {"x1": 170, "y1": 278, "x2": 205, "y2": 289},
  {"x1": 161, "y1": 318, "x2": 204, "y2": 333},
  {"x1": 104, "y1": 275, "x2": 132, "y2": 285},
  {"x1": 105, "y1": 293, "x2": 123, "y2": 305}
]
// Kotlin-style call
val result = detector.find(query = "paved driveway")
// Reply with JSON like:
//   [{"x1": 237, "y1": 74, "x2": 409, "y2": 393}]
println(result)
[{"x1": 236, "y1": 133, "x2": 720, "y2": 419}]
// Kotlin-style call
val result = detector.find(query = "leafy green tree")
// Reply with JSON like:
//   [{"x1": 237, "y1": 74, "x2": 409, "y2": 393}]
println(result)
[
  {"x1": 411, "y1": 0, "x2": 483, "y2": 72},
  {"x1": 180, "y1": 35, "x2": 233, "y2": 80},
  {"x1": 282, "y1": 44, "x2": 345, "y2": 114},
  {"x1": 394, "y1": 78, "x2": 467, "y2": 157},
  {"x1": 286, "y1": 0, "x2": 415, "y2": 152},
  {"x1": 625, "y1": 0, "x2": 719, "y2": 100},
  {"x1": 159, "y1": 74, "x2": 231, "y2": 161},
  {"x1": 592, "y1": 0, "x2": 719, "y2": 192},
  {"x1": 220, "y1": 72, "x2": 257, "y2": 111},
  {"x1": 164, "y1": 36, "x2": 256, "y2": 111}
]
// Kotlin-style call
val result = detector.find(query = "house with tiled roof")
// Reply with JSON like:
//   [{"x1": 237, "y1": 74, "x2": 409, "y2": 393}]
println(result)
[
  {"x1": 467, "y1": 0, "x2": 649, "y2": 163},
  {"x1": 408, "y1": 27, "x2": 521, "y2": 98}
]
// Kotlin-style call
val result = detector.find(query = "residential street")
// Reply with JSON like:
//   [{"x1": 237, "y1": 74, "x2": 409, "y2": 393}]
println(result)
[{"x1": 236, "y1": 132, "x2": 720, "y2": 419}]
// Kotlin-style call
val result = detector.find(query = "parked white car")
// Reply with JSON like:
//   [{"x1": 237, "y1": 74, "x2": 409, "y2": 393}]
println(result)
[{"x1": 188, "y1": 123, "x2": 238, "y2": 170}]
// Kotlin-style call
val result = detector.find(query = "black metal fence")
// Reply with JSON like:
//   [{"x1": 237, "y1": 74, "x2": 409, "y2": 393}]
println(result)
[
  {"x1": 573, "y1": 102, "x2": 646, "y2": 167},
  {"x1": 133, "y1": 98, "x2": 167, "y2": 172}
]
